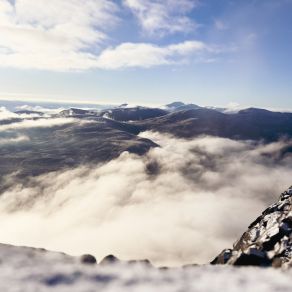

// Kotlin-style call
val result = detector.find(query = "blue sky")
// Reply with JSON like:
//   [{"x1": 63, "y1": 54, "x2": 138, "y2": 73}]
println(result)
[{"x1": 0, "y1": 0, "x2": 291, "y2": 108}]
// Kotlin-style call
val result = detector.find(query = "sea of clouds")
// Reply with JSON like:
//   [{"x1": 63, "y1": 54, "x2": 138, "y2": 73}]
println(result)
[{"x1": 0, "y1": 109, "x2": 292, "y2": 266}]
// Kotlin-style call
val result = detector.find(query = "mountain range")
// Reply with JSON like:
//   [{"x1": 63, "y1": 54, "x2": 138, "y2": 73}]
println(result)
[
  {"x1": 57, "y1": 102, "x2": 292, "y2": 142},
  {"x1": 1, "y1": 101, "x2": 292, "y2": 191}
]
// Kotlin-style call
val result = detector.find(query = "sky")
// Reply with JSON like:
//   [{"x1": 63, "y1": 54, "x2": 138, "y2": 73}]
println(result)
[{"x1": 0, "y1": 0, "x2": 291, "y2": 108}]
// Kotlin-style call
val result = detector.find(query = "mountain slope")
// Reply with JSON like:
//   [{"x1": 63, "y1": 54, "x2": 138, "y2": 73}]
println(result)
[
  {"x1": 165, "y1": 101, "x2": 202, "y2": 111},
  {"x1": 135, "y1": 108, "x2": 292, "y2": 142},
  {"x1": 55, "y1": 105, "x2": 292, "y2": 142},
  {"x1": 0, "y1": 117, "x2": 157, "y2": 192},
  {"x1": 99, "y1": 107, "x2": 168, "y2": 121},
  {"x1": 212, "y1": 187, "x2": 292, "y2": 268}
]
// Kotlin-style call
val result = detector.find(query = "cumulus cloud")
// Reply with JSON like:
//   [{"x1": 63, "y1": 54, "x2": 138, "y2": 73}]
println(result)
[
  {"x1": 0, "y1": 0, "x2": 230, "y2": 70},
  {"x1": 0, "y1": 106, "x2": 19, "y2": 120},
  {"x1": 123, "y1": 0, "x2": 199, "y2": 36},
  {"x1": 15, "y1": 104, "x2": 65, "y2": 115},
  {"x1": 0, "y1": 132, "x2": 292, "y2": 266},
  {"x1": 95, "y1": 41, "x2": 212, "y2": 69},
  {"x1": 0, "y1": 0, "x2": 119, "y2": 71}
]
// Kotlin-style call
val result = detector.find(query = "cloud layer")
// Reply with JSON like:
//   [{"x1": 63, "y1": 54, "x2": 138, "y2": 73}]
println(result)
[
  {"x1": 0, "y1": 0, "x2": 228, "y2": 71},
  {"x1": 0, "y1": 106, "x2": 19, "y2": 120},
  {"x1": 0, "y1": 131, "x2": 292, "y2": 266},
  {"x1": 0, "y1": 135, "x2": 29, "y2": 145},
  {"x1": 0, "y1": 117, "x2": 81, "y2": 130}
]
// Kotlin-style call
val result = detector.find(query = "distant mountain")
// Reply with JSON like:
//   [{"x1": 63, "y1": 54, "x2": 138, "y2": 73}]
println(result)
[
  {"x1": 0, "y1": 116, "x2": 157, "y2": 192},
  {"x1": 165, "y1": 102, "x2": 185, "y2": 109},
  {"x1": 58, "y1": 108, "x2": 97, "y2": 117},
  {"x1": 165, "y1": 101, "x2": 202, "y2": 111},
  {"x1": 51, "y1": 105, "x2": 292, "y2": 143},
  {"x1": 56, "y1": 105, "x2": 292, "y2": 142},
  {"x1": 99, "y1": 107, "x2": 168, "y2": 122},
  {"x1": 14, "y1": 110, "x2": 44, "y2": 116},
  {"x1": 134, "y1": 107, "x2": 292, "y2": 142},
  {"x1": 118, "y1": 103, "x2": 129, "y2": 108},
  {"x1": 212, "y1": 187, "x2": 292, "y2": 268},
  {"x1": 57, "y1": 106, "x2": 168, "y2": 122},
  {"x1": 2, "y1": 103, "x2": 292, "y2": 191}
]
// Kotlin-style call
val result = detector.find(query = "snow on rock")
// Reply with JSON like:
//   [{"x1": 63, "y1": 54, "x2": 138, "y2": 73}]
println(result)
[
  {"x1": 0, "y1": 243, "x2": 292, "y2": 292},
  {"x1": 212, "y1": 187, "x2": 292, "y2": 268}
]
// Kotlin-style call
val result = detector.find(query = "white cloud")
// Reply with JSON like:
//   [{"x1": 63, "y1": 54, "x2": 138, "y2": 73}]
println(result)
[
  {"x1": 0, "y1": 117, "x2": 77, "y2": 131},
  {"x1": 0, "y1": 135, "x2": 30, "y2": 145},
  {"x1": 123, "y1": 0, "x2": 199, "y2": 36},
  {"x1": 0, "y1": 132, "x2": 292, "y2": 266},
  {"x1": 0, "y1": 0, "x2": 230, "y2": 71},
  {"x1": 0, "y1": 106, "x2": 19, "y2": 120},
  {"x1": 95, "y1": 41, "x2": 210, "y2": 69},
  {"x1": 0, "y1": 0, "x2": 119, "y2": 71},
  {"x1": 0, "y1": 106, "x2": 50, "y2": 120},
  {"x1": 15, "y1": 105, "x2": 65, "y2": 115}
]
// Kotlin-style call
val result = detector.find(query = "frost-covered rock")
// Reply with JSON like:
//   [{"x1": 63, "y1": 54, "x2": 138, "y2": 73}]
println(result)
[
  {"x1": 80, "y1": 254, "x2": 97, "y2": 265},
  {"x1": 212, "y1": 187, "x2": 292, "y2": 268},
  {"x1": 0, "y1": 243, "x2": 292, "y2": 292}
]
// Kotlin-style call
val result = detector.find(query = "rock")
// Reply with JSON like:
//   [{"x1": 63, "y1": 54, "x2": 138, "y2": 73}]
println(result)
[
  {"x1": 80, "y1": 254, "x2": 97, "y2": 265},
  {"x1": 128, "y1": 259, "x2": 152, "y2": 266},
  {"x1": 182, "y1": 263, "x2": 198, "y2": 269},
  {"x1": 232, "y1": 251, "x2": 271, "y2": 267},
  {"x1": 211, "y1": 249, "x2": 232, "y2": 265},
  {"x1": 100, "y1": 255, "x2": 119, "y2": 265},
  {"x1": 100, "y1": 255, "x2": 153, "y2": 266},
  {"x1": 272, "y1": 257, "x2": 283, "y2": 268},
  {"x1": 212, "y1": 186, "x2": 292, "y2": 268}
]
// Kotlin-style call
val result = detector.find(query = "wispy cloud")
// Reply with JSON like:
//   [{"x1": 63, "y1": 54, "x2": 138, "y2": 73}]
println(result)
[
  {"x1": 0, "y1": 106, "x2": 48, "y2": 120},
  {"x1": 0, "y1": 135, "x2": 30, "y2": 145},
  {"x1": 214, "y1": 19, "x2": 229, "y2": 31},
  {"x1": 123, "y1": 0, "x2": 199, "y2": 36},
  {"x1": 0, "y1": 117, "x2": 77, "y2": 131}
]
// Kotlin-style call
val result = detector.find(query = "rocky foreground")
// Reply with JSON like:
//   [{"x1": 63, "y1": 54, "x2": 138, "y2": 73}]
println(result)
[
  {"x1": 0, "y1": 244, "x2": 292, "y2": 292},
  {"x1": 212, "y1": 187, "x2": 292, "y2": 268}
]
